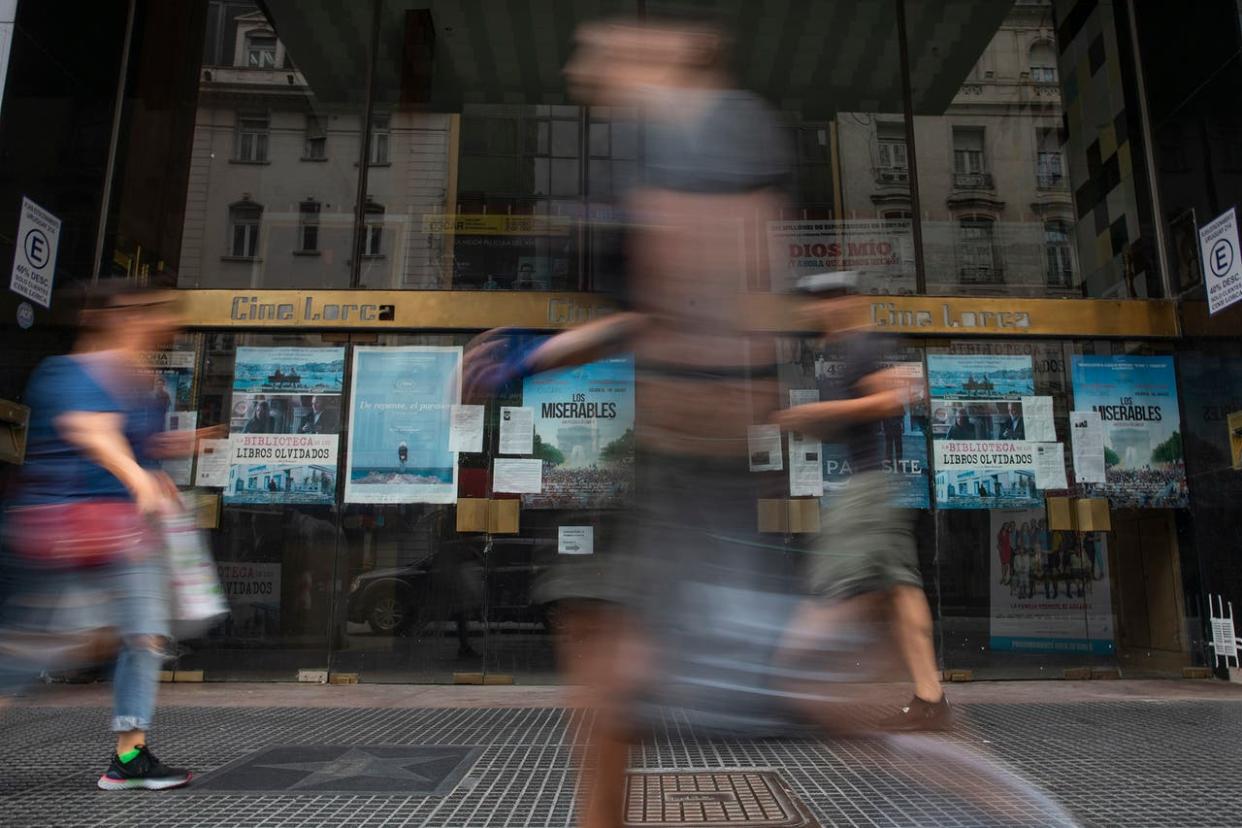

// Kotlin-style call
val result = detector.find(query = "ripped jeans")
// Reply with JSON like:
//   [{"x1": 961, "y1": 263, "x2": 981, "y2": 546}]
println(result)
[{"x1": 0, "y1": 552, "x2": 169, "y2": 732}]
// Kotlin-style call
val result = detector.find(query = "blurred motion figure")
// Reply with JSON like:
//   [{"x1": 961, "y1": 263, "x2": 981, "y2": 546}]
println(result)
[{"x1": 1, "y1": 283, "x2": 196, "y2": 790}]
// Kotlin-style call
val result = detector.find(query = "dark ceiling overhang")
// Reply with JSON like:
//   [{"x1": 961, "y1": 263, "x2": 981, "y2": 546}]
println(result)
[{"x1": 257, "y1": 0, "x2": 1018, "y2": 117}]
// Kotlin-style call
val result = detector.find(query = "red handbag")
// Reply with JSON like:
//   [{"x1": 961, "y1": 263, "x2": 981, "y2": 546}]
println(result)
[{"x1": 5, "y1": 500, "x2": 151, "y2": 569}]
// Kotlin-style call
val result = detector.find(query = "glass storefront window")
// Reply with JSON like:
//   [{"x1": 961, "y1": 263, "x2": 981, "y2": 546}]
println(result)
[
  {"x1": 80, "y1": 0, "x2": 1217, "y2": 687},
  {"x1": 911, "y1": 0, "x2": 1164, "y2": 299}
]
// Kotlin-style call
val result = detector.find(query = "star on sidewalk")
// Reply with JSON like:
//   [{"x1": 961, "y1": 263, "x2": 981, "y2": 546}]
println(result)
[{"x1": 256, "y1": 747, "x2": 458, "y2": 791}]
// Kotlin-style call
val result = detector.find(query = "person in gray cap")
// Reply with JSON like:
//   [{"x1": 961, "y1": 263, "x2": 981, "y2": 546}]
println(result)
[{"x1": 775, "y1": 269, "x2": 951, "y2": 731}]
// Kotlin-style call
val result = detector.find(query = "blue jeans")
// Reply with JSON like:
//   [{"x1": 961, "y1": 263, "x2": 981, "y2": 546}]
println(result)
[{"x1": 0, "y1": 553, "x2": 169, "y2": 732}]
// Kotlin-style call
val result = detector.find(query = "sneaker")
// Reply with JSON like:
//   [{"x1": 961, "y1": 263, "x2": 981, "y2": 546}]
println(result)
[
  {"x1": 881, "y1": 695, "x2": 954, "y2": 732},
  {"x1": 97, "y1": 746, "x2": 192, "y2": 791}
]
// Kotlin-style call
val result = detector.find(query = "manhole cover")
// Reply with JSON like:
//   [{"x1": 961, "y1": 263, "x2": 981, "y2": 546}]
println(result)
[
  {"x1": 190, "y1": 744, "x2": 482, "y2": 795},
  {"x1": 624, "y1": 770, "x2": 818, "y2": 828}
]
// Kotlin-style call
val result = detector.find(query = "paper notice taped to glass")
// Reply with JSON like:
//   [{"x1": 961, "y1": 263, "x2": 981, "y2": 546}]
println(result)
[
  {"x1": 494, "y1": 457, "x2": 542, "y2": 493},
  {"x1": 558, "y1": 525, "x2": 594, "y2": 555},
  {"x1": 788, "y1": 431, "x2": 824, "y2": 497},
  {"x1": 448, "y1": 404, "x2": 484, "y2": 453},
  {"x1": 499, "y1": 406, "x2": 534, "y2": 455},
  {"x1": 748, "y1": 424, "x2": 783, "y2": 472},
  {"x1": 1070, "y1": 410, "x2": 1106, "y2": 483},
  {"x1": 194, "y1": 438, "x2": 231, "y2": 488},
  {"x1": 162, "y1": 412, "x2": 197, "y2": 486},
  {"x1": 1033, "y1": 442, "x2": 1068, "y2": 490},
  {"x1": 789, "y1": 389, "x2": 819, "y2": 407},
  {"x1": 1020, "y1": 395, "x2": 1056, "y2": 442}
]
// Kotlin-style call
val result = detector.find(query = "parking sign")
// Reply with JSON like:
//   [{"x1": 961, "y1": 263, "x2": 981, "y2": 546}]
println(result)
[
  {"x1": 8, "y1": 197, "x2": 61, "y2": 308},
  {"x1": 1199, "y1": 207, "x2": 1242, "y2": 315}
]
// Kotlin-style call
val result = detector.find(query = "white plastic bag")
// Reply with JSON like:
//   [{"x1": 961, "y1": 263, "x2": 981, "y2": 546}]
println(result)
[{"x1": 162, "y1": 510, "x2": 228, "y2": 637}]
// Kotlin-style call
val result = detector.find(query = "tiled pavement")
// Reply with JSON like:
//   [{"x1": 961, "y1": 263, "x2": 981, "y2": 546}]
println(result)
[{"x1": 2, "y1": 683, "x2": 1241, "y2": 827}]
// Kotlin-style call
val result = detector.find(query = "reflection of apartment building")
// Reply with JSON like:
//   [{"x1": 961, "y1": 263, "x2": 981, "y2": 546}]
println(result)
[
  {"x1": 179, "y1": 3, "x2": 633, "y2": 292},
  {"x1": 179, "y1": 9, "x2": 454, "y2": 289},
  {"x1": 837, "y1": 1, "x2": 1076, "y2": 297}
]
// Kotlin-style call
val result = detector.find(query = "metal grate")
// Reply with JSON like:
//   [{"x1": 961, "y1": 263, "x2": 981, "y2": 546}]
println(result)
[
  {"x1": 3, "y1": 701, "x2": 1242, "y2": 826},
  {"x1": 624, "y1": 770, "x2": 817, "y2": 828}
]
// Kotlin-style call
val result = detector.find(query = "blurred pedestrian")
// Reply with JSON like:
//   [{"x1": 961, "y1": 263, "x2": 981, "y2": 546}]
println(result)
[
  {"x1": 462, "y1": 10, "x2": 1074, "y2": 828},
  {"x1": 774, "y1": 272, "x2": 950, "y2": 730},
  {"x1": 466, "y1": 11, "x2": 800, "y2": 825},
  {"x1": 1, "y1": 282, "x2": 196, "y2": 790}
]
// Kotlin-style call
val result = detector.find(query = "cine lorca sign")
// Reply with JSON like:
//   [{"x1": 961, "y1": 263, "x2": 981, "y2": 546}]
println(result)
[{"x1": 1200, "y1": 207, "x2": 1242, "y2": 315}]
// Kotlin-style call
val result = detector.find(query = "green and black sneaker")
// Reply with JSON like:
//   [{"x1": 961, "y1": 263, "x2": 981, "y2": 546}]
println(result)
[{"x1": 97, "y1": 745, "x2": 192, "y2": 791}]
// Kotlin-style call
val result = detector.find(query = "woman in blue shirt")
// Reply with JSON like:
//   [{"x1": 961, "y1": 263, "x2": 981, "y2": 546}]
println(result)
[{"x1": 3, "y1": 284, "x2": 195, "y2": 790}]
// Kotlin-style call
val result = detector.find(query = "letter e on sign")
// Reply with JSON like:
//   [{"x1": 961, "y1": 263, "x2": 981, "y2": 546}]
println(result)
[
  {"x1": 9, "y1": 197, "x2": 62, "y2": 308},
  {"x1": 1199, "y1": 207, "x2": 1242, "y2": 315}
]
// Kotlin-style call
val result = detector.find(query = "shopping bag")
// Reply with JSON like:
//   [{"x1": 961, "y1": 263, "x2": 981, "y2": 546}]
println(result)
[{"x1": 162, "y1": 510, "x2": 228, "y2": 637}]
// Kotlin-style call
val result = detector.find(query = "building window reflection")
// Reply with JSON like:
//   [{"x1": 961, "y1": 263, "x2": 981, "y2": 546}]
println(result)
[
  {"x1": 244, "y1": 31, "x2": 278, "y2": 68},
  {"x1": 876, "y1": 121, "x2": 909, "y2": 185},
  {"x1": 1029, "y1": 40, "x2": 1057, "y2": 83},
  {"x1": 959, "y1": 217, "x2": 1001, "y2": 284},
  {"x1": 1036, "y1": 127, "x2": 1065, "y2": 189},
  {"x1": 234, "y1": 112, "x2": 270, "y2": 163},
  {"x1": 1044, "y1": 221, "x2": 1074, "y2": 288},
  {"x1": 952, "y1": 127, "x2": 990, "y2": 189},
  {"x1": 298, "y1": 200, "x2": 320, "y2": 254},
  {"x1": 303, "y1": 114, "x2": 326, "y2": 161},
  {"x1": 229, "y1": 200, "x2": 263, "y2": 258},
  {"x1": 361, "y1": 201, "x2": 384, "y2": 258},
  {"x1": 369, "y1": 114, "x2": 390, "y2": 166}
]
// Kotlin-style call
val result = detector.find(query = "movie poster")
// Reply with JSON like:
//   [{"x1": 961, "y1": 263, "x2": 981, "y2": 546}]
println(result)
[
  {"x1": 344, "y1": 346, "x2": 461, "y2": 504},
  {"x1": 988, "y1": 509, "x2": 1115, "y2": 654},
  {"x1": 143, "y1": 350, "x2": 196, "y2": 415},
  {"x1": 225, "y1": 347, "x2": 345, "y2": 505},
  {"x1": 521, "y1": 355, "x2": 635, "y2": 509},
  {"x1": 928, "y1": 354, "x2": 1041, "y2": 509},
  {"x1": 817, "y1": 355, "x2": 931, "y2": 508},
  {"x1": 1070, "y1": 355, "x2": 1188, "y2": 508}
]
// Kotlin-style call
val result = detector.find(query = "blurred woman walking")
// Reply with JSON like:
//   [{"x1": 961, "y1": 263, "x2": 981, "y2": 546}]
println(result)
[{"x1": 1, "y1": 283, "x2": 196, "y2": 790}]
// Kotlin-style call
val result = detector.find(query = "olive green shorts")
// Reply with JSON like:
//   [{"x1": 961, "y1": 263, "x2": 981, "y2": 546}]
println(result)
[{"x1": 808, "y1": 471, "x2": 923, "y2": 599}]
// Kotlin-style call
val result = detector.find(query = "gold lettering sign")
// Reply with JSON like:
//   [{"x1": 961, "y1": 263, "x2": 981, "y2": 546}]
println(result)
[{"x1": 177, "y1": 290, "x2": 1179, "y2": 338}]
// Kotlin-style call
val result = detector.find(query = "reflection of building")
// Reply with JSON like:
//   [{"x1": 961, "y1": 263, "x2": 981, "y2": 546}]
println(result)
[
  {"x1": 178, "y1": 8, "x2": 454, "y2": 290},
  {"x1": 178, "y1": 2, "x2": 636, "y2": 292},
  {"x1": 836, "y1": 1, "x2": 1078, "y2": 297}
]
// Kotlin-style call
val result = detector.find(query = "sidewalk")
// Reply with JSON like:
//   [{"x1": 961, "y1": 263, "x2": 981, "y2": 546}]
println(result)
[{"x1": 4, "y1": 680, "x2": 1241, "y2": 827}]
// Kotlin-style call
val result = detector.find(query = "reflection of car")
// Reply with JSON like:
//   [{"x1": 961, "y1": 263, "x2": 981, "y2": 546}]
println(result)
[{"x1": 346, "y1": 537, "x2": 554, "y2": 635}]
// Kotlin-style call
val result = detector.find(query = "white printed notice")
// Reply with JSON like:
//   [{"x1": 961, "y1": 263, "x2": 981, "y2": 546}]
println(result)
[
  {"x1": 1020, "y1": 396, "x2": 1057, "y2": 443},
  {"x1": 448, "y1": 404, "x2": 484, "y2": 453},
  {"x1": 1033, "y1": 442, "x2": 1068, "y2": 490},
  {"x1": 9, "y1": 197, "x2": 61, "y2": 307},
  {"x1": 748, "y1": 424, "x2": 783, "y2": 472},
  {"x1": 498, "y1": 406, "x2": 534, "y2": 455},
  {"x1": 161, "y1": 411, "x2": 198, "y2": 486},
  {"x1": 195, "y1": 439, "x2": 231, "y2": 488},
  {"x1": 789, "y1": 389, "x2": 819, "y2": 407},
  {"x1": 788, "y1": 431, "x2": 824, "y2": 496},
  {"x1": 1199, "y1": 206, "x2": 1242, "y2": 315},
  {"x1": 1070, "y1": 410, "x2": 1106, "y2": 484},
  {"x1": 558, "y1": 526, "x2": 594, "y2": 556},
  {"x1": 494, "y1": 457, "x2": 543, "y2": 493}
]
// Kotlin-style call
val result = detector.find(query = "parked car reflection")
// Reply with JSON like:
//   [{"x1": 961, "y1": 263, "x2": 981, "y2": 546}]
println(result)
[{"x1": 346, "y1": 537, "x2": 555, "y2": 641}]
